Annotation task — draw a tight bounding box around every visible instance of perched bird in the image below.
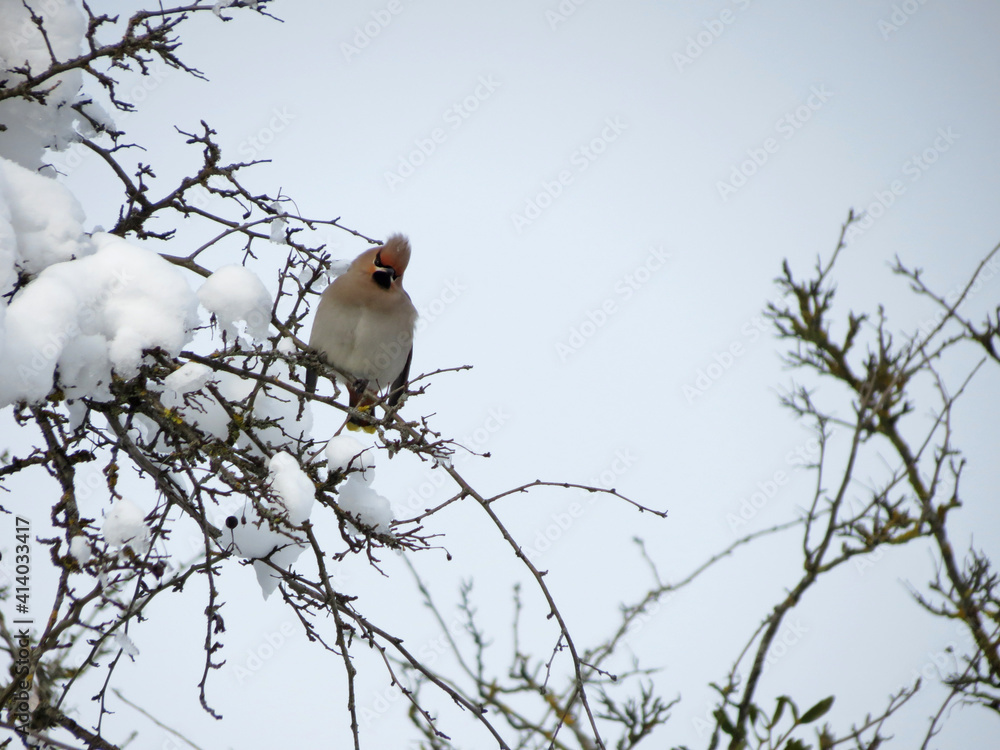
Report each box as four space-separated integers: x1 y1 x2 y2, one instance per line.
306 235 418 431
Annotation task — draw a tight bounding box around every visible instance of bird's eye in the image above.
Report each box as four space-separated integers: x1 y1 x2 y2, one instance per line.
375 250 384 268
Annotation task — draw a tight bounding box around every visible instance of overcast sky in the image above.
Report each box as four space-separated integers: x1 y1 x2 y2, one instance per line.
15 1 1000 747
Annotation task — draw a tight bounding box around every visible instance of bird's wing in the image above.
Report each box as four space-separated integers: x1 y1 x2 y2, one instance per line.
387 345 413 407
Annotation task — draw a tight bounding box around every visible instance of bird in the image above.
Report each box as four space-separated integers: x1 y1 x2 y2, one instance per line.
306 234 418 432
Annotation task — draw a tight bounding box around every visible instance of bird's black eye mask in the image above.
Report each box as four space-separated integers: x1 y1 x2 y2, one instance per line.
372 251 396 289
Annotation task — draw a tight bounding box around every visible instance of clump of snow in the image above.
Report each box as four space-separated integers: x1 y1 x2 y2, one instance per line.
163 362 214 394
324 435 375 480
269 217 287 244
230 451 316 599
156 365 312 454
69 535 91 565
268 452 316 525
197 264 272 341
324 436 392 533
103 498 150 555
113 632 140 658
326 258 352 279
0 159 201 406
323 436 393 534
0 158 90 285
338 476 393 534
1 229 200 406
65 398 88 430
267 201 286 245
212 0 235 18
0 0 94 169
